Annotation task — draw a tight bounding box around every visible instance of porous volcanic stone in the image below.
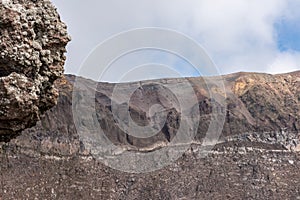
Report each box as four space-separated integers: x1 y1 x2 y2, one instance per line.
0 0 70 139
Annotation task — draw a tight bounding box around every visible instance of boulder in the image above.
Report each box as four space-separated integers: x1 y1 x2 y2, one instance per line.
0 0 70 140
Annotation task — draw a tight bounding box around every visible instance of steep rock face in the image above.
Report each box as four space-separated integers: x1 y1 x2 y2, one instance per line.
79 71 300 150
5 71 299 154
235 72 300 132
0 0 70 139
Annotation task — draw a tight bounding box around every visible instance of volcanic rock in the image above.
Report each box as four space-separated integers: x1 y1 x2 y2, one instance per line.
0 0 70 139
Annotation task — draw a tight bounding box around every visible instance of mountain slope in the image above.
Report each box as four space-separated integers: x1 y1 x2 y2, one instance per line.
4 71 299 153
1 71 300 199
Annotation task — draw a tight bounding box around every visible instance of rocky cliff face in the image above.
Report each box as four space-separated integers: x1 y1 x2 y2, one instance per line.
1 71 300 199
5 71 299 154
0 0 70 139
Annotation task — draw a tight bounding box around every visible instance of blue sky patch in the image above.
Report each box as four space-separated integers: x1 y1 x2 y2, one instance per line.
276 18 300 52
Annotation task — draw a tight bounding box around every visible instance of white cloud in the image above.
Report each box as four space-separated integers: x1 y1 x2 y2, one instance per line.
52 0 300 80
268 51 300 74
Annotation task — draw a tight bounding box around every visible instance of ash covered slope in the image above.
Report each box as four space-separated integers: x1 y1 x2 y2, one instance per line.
7 71 300 156
0 0 70 139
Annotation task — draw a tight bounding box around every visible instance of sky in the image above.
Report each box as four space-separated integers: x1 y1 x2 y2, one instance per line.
51 0 300 82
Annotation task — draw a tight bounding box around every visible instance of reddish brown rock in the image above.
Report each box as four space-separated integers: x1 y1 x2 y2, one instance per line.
0 0 70 139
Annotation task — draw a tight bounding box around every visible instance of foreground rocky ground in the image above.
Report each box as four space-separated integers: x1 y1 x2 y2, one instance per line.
0 71 299 199
1 144 300 199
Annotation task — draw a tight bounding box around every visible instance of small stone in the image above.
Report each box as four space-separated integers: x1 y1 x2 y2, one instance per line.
32 41 42 50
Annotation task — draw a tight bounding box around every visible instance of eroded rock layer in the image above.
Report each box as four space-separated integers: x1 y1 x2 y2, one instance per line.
4 71 299 155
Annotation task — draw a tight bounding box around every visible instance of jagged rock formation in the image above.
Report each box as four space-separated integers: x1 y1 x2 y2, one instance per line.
0 0 70 139
82 71 300 151
228 71 300 133
0 71 299 199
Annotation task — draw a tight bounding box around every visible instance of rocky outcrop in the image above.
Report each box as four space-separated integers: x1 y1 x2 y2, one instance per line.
0 0 70 139
76 71 300 151
229 71 300 133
